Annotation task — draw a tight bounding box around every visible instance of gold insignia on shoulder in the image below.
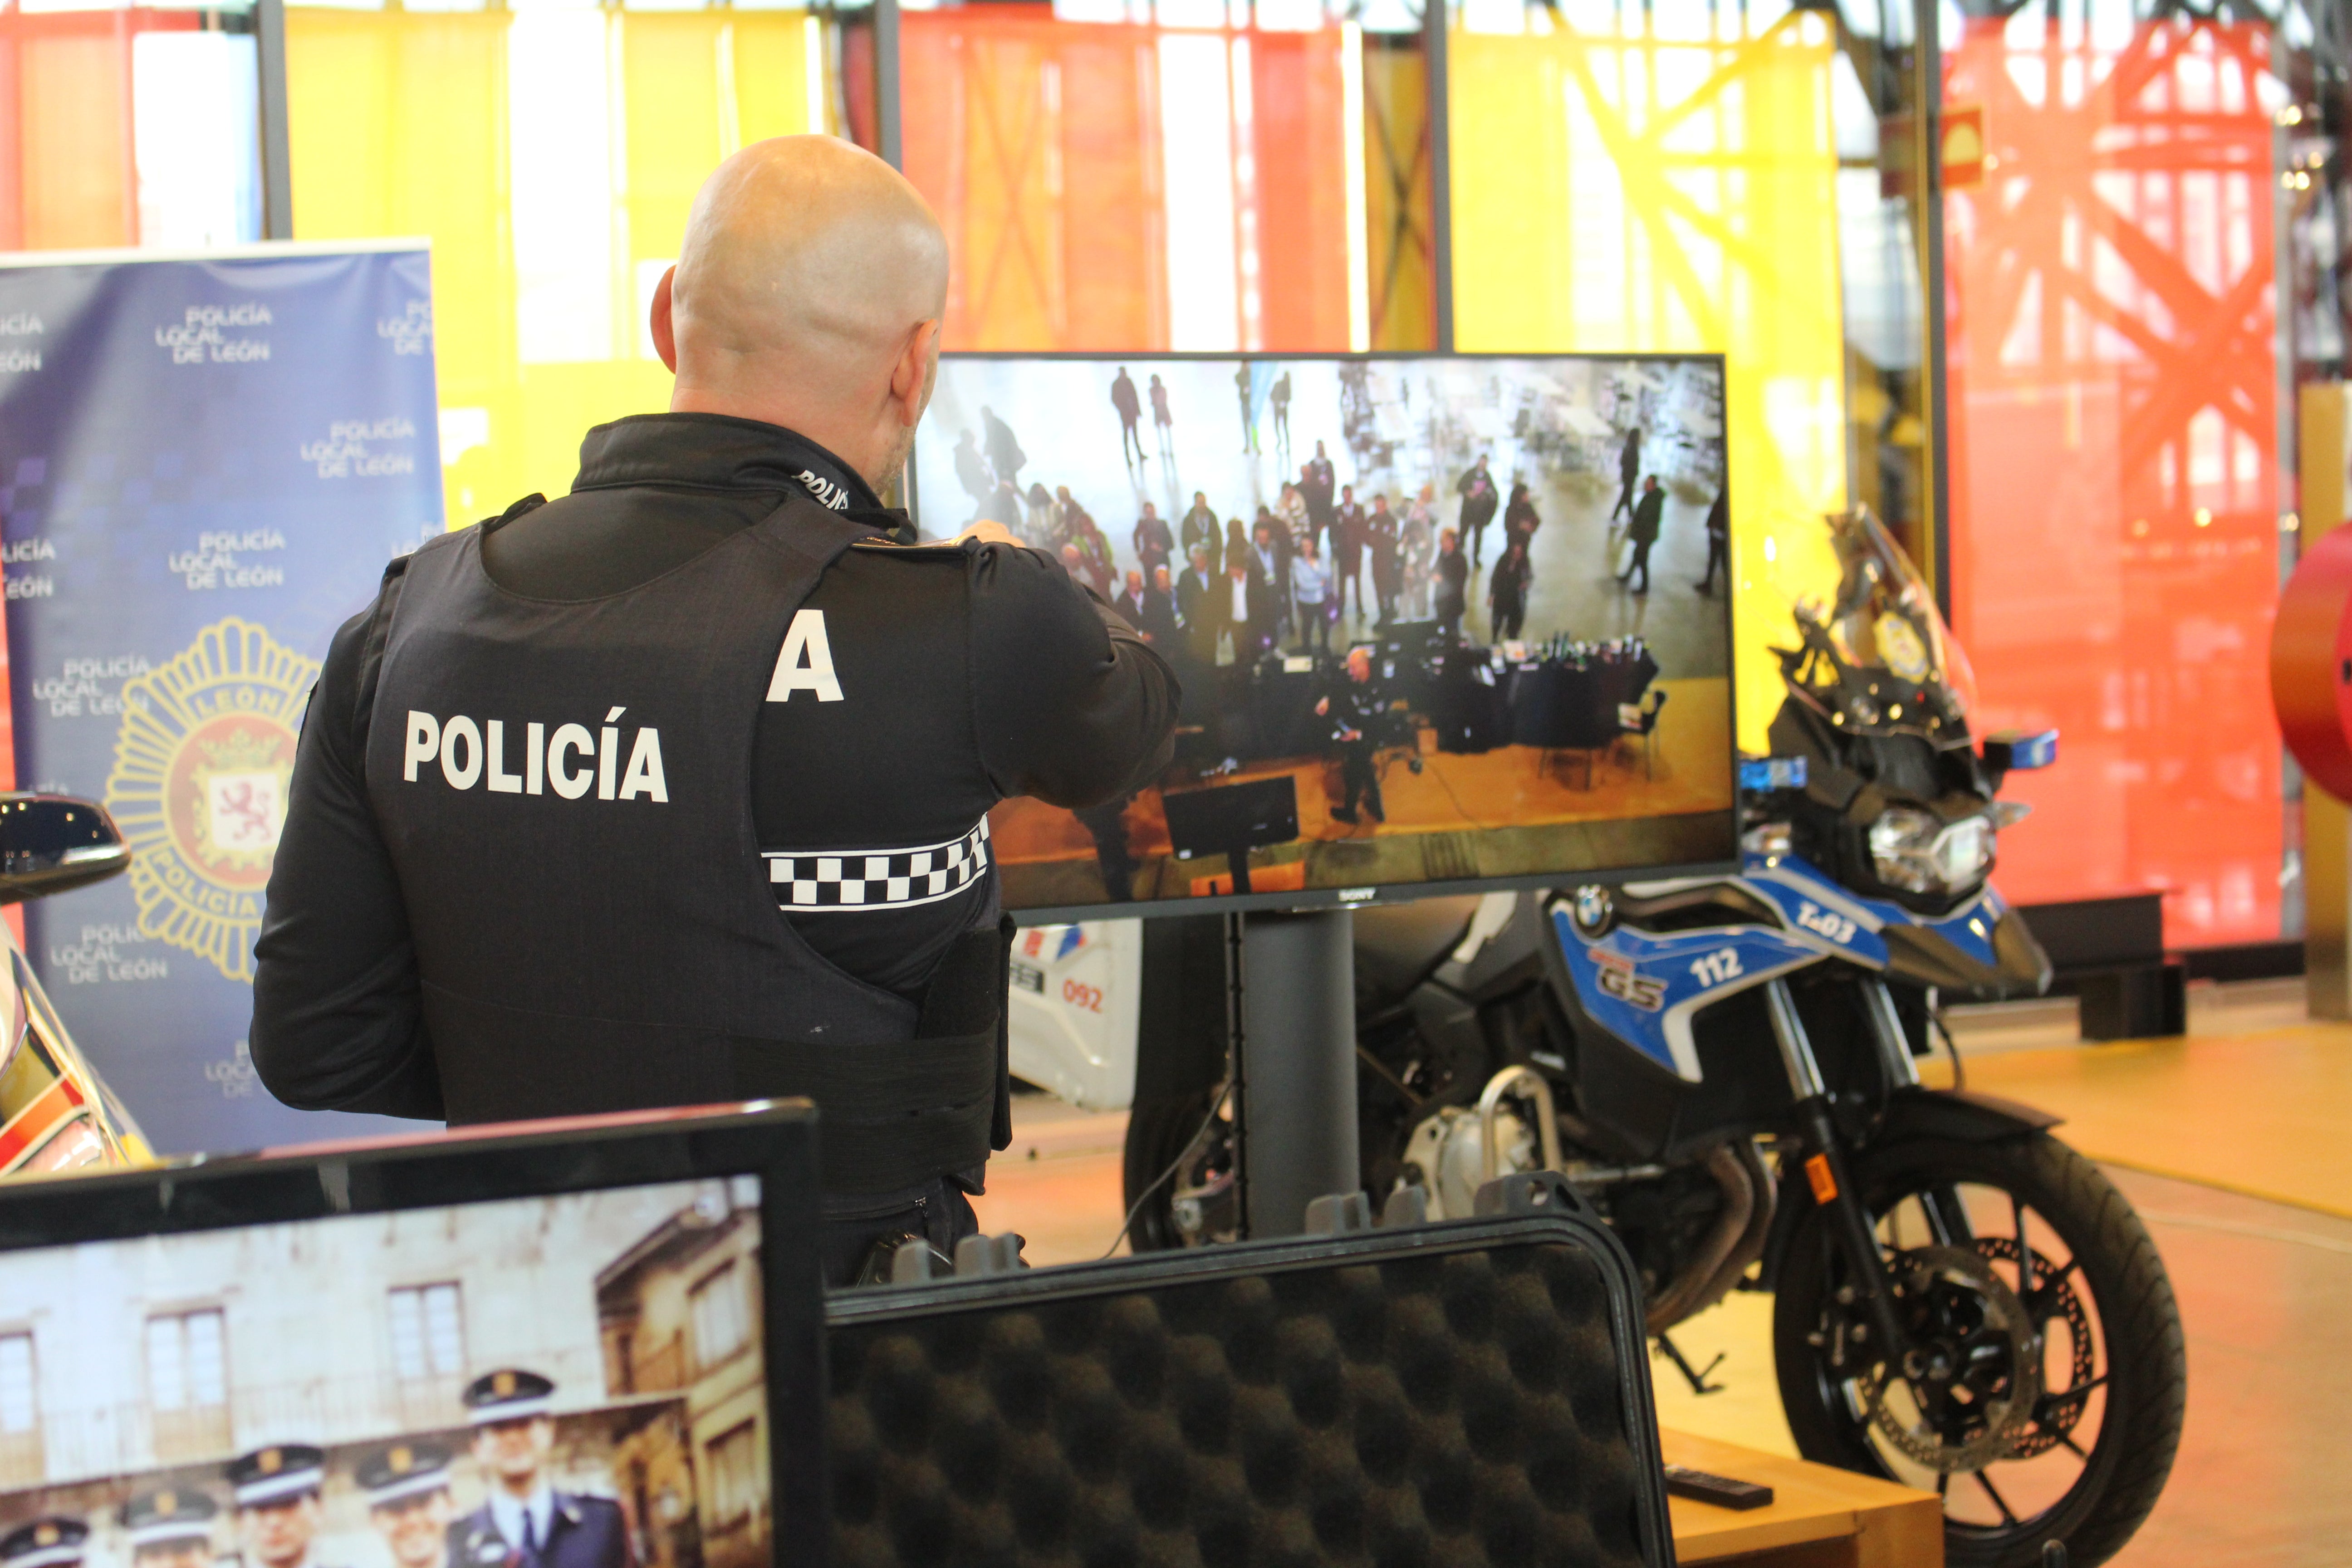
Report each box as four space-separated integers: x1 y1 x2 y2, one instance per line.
155 1494 176 1517
390 1446 412 1474
104 617 318 983
491 1371 516 1397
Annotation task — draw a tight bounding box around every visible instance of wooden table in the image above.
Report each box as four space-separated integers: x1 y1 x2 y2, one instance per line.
1663 1430 1945 1567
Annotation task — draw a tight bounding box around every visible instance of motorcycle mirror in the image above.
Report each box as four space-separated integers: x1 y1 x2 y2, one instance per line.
1983 729 2059 772
0 794 130 904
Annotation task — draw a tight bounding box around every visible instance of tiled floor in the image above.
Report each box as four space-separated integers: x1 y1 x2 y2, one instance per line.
967 983 2352 1566
1638 1164 2352 1567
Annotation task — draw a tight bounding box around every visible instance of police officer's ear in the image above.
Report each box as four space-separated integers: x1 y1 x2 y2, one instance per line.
889 318 943 428
649 266 681 374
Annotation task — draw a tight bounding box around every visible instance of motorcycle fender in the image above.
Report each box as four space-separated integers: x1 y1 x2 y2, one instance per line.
1755 1088 2062 1289
1876 1085 2063 1142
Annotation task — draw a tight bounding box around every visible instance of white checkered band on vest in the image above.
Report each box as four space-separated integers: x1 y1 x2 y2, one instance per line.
765 818 992 911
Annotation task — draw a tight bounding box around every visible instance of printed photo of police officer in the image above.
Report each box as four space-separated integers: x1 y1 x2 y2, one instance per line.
119 1490 219 1568
450 1374 632 1568
357 1446 452 1568
228 1446 338 1568
1 1517 89 1568
0 1184 757 1568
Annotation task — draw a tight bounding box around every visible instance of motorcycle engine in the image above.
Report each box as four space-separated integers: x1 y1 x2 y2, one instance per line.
1397 1101 1541 1220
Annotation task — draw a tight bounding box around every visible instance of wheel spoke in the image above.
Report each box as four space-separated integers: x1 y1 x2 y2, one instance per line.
2058 1431 2089 1460
1936 1472 1950 1499
1920 1185 1974 1247
2012 1196 2035 1294
1972 1469 2019 1525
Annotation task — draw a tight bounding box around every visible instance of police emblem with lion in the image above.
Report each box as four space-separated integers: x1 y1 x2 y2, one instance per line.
104 618 315 982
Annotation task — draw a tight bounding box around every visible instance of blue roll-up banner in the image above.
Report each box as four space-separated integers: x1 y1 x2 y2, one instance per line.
0 241 444 1153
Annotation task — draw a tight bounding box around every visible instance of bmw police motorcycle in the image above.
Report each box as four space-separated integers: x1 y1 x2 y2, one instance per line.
1127 509 2185 1568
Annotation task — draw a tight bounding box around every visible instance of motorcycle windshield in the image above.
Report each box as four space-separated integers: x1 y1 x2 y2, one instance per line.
1784 508 1977 743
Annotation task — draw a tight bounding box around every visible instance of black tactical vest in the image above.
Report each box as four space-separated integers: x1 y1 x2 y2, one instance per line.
363 492 1009 1194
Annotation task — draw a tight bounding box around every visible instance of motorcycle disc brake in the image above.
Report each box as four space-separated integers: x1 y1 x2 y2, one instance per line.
1974 1235 2097 1457
1860 1245 2045 1473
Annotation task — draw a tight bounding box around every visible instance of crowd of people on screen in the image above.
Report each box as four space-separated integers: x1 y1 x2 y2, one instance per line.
953 406 1553 664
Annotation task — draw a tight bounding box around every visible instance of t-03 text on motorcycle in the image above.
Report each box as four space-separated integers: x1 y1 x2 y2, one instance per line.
1104 509 2186 1568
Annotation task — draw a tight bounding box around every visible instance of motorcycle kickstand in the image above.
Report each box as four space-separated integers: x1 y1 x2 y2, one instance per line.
1654 1331 1727 1396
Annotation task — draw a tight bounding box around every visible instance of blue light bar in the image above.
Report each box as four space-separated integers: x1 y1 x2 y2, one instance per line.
1738 757 1809 792
1984 729 2060 772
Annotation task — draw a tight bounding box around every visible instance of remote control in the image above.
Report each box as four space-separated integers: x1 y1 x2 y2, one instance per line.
1663 1465 1774 1510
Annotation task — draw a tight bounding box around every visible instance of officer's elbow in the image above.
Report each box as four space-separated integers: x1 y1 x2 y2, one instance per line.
247 1004 348 1111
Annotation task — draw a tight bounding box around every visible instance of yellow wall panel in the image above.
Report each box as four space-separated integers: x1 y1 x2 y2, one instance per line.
621 14 730 281
729 15 819 144
289 9 813 526
1362 38 1434 352
1450 16 1849 752
289 10 520 521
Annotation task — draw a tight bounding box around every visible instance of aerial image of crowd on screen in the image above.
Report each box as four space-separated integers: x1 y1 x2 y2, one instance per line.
912 354 1738 908
0 1183 772 1568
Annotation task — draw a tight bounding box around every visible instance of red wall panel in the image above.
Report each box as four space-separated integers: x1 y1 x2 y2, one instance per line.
1945 18 2283 944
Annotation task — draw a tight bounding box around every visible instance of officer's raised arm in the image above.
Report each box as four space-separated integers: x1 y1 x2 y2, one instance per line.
251 136 1176 1284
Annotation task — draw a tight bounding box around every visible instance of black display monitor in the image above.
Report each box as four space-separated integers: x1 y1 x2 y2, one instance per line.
0 1106 828 1568
912 352 1736 918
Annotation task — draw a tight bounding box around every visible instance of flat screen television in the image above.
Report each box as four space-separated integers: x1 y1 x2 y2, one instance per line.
0 1107 828 1568
911 353 1736 918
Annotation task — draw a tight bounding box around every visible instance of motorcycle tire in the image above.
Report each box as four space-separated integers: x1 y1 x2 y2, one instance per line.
1120 1089 1221 1253
1771 1132 2185 1568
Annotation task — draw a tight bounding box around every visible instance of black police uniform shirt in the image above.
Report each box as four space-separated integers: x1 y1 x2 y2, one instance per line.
450 1493 632 1568
251 413 1176 1123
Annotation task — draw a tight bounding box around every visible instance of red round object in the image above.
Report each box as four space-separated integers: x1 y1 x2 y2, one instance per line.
2271 524 2352 803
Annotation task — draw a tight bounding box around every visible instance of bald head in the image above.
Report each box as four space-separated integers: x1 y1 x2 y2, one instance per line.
652 136 949 491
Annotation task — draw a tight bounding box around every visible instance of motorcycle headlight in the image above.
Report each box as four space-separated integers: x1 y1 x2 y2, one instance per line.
1868 807 1995 895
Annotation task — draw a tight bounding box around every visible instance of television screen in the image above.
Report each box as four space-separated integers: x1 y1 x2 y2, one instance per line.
0 1178 774 1568
913 353 1736 915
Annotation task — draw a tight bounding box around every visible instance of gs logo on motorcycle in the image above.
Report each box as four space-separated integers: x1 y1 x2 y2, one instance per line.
1591 949 1665 1011
103 617 317 983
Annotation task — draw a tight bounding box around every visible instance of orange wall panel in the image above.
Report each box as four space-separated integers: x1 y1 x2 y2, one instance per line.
0 33 20 252
1054 30 1166 349
1248 30 1349 353
19 29 133 248
902 8 1164 351
902 8 1350 354
3 10 201 250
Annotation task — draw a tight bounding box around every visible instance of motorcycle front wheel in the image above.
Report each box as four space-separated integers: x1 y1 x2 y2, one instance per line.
1120 1088 1237 1251
1771 1132 2186 1568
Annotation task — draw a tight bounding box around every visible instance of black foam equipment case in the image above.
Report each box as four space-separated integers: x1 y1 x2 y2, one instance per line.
826 1174 1677 1568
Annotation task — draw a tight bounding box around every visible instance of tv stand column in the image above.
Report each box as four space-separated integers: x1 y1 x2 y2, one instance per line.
1236 910 1360 1238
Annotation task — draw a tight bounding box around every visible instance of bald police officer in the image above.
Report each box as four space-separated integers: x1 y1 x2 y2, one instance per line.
228 1444 340 1568
1 1518 88 1568
250 136 1177 1280
359 1442 456 1568
450 1372 632 1568
119 1490 218 1568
